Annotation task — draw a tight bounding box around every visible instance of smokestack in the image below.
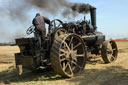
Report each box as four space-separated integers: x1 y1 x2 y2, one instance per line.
90 6 97 30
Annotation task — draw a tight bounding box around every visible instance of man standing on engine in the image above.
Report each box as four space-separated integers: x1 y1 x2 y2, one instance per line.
32 13 50 48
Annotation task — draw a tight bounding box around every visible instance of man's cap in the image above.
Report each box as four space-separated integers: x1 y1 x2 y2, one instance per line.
36 13 40 16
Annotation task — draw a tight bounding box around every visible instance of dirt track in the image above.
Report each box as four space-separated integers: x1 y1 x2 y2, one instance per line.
0 41 128 85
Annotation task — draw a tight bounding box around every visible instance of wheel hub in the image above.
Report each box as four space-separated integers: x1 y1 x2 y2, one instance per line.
70 50 77 60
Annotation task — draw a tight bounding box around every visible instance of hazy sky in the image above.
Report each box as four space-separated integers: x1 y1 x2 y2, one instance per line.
0 0 128 42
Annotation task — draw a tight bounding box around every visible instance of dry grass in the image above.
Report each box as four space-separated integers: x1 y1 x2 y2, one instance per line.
0 42 128 85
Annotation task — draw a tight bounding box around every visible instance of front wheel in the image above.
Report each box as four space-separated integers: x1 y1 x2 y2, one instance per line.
101 40 118 63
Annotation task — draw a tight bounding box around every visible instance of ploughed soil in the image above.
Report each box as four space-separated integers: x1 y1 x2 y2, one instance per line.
0 41 128 85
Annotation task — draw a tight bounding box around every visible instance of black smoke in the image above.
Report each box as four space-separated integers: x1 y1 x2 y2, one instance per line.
0 0 94 42
72 3 92 14
1 0 93 21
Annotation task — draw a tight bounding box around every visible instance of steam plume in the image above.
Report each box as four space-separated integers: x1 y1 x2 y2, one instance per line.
0 0 94 42
1 0 93 21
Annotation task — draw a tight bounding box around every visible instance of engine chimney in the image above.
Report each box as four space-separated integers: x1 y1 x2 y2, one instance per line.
90 7 97 31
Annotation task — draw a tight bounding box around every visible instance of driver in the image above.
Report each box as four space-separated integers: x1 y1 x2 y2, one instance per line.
32 13 50 47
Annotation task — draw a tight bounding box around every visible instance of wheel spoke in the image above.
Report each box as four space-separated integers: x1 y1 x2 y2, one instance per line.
72 60 82 69
60 58 66 62
63 41 70 51
72 60 77 64
106 49 110 52
106 49 112 54
75 54 85 57
60 53 66 56
107 53 112 58
74 50 77 53
63 62 69 71
60 49 67 53
62 62 65 70
69 36 73 47
71 43 73 51
68 64 73 75
111 56 115 60
73 42 81 49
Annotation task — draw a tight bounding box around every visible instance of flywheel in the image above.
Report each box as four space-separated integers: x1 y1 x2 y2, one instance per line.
50 33 87 77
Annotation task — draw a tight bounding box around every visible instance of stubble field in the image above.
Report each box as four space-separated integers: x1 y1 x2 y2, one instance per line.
0 41 128 85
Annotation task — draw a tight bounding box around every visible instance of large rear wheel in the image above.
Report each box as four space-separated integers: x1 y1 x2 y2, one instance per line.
50 34 87 77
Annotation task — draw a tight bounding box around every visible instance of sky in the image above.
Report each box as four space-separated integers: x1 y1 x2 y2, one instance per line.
0 0 128 42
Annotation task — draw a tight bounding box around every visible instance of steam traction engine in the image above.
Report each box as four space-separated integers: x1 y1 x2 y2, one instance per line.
15 7 118 77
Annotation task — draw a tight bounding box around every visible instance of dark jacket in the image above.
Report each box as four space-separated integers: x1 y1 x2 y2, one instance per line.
32 16 50 36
